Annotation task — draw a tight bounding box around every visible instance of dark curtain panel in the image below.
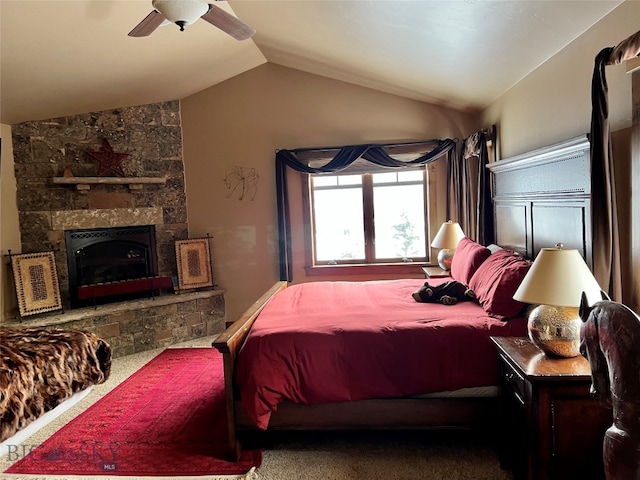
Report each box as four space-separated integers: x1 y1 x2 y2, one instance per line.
447 130 494 246
590 29 640 301
275 139 456 281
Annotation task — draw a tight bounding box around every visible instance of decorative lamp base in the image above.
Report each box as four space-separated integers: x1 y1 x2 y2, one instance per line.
437 249 455 271
527 305 582 357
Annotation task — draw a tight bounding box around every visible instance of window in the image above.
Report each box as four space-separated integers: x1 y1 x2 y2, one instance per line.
308 168 429 266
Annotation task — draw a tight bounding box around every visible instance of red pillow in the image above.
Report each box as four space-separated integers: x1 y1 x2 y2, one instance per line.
468 249 532 319
450 237 491 285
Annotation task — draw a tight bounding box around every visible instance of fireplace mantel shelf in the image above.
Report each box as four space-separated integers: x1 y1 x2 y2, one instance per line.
52 176 167 192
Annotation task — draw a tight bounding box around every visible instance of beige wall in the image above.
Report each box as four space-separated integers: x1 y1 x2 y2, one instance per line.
1 123 20 320
482 0 639 311
181 63 478 322
627 121 640 313
482 1 638 159
632 73 640 313
612 127 634 307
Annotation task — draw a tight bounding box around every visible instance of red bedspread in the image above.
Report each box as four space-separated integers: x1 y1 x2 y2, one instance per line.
235 279 527 429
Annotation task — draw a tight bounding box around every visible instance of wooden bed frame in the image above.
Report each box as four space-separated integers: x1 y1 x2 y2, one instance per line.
212 135 594 461
212 281 499 460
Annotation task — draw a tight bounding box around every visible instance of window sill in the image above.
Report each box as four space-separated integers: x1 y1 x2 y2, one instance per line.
305 263 430 276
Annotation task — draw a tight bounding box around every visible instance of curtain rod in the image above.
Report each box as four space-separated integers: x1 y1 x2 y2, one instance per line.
280 138 456 155
480 125 496 141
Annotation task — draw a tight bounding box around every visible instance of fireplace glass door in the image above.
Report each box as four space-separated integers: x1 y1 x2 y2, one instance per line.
65 225 159 308
77 241 152 286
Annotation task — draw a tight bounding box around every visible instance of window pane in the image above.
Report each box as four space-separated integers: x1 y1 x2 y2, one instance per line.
313 176 337 187
313 187 365 261
337 175 362 186
372 172 397 184
373 169 423 184
313 175 362 188
398 170 424 182
373 184 426 259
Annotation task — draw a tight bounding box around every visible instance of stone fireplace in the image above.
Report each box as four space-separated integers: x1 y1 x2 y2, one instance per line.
8 101 225 356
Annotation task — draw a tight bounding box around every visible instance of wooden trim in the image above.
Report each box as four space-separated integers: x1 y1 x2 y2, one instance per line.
626 57 640 74
211 281 287 460
52 176 167 185
488 135 592 264
52 176 167 192
486 135 589 175
302 169 431 269
301 173 315 272
235 397 497 430
362 174 375 261
304 263 426 276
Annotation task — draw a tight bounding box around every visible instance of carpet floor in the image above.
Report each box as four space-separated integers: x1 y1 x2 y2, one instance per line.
4 347 260 478
1 335 514 480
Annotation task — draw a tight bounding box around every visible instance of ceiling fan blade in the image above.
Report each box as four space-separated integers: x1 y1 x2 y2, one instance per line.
128 10 166 37
201 3 255 41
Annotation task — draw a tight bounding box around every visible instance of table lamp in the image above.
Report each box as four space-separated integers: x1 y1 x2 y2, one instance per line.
430 220 465 271
512 244 602 357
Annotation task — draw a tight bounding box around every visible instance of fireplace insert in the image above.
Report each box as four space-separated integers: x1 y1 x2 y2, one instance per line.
65 225 171 308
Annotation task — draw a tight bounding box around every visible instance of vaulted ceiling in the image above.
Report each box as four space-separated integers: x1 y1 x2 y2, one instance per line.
0 0 623 125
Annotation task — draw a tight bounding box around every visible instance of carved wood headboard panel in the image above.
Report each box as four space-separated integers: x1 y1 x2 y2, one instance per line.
487 135 592 266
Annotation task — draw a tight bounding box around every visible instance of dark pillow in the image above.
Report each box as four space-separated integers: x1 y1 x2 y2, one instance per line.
450 237 491 285
468 249 532 319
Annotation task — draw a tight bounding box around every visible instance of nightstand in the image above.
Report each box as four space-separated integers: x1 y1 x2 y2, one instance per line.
491 337 612 480
421 266 450 278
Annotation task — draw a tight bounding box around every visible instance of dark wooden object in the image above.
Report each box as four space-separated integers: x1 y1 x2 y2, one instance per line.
580 294 640 480
492 337 612 480
213 281 288 460
422 266 450 278
212 280 499 461
487 135 593 265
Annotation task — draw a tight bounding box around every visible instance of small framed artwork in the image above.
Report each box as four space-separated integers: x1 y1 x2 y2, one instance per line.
11 251 63 317
175 237 213 291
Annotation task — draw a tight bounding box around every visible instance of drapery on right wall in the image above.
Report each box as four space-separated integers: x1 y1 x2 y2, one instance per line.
591 29 640 301
446 127 495 247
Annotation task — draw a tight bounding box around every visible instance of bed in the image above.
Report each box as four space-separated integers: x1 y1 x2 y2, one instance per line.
213 241 533 460
0 327 112 444
213 135 595 461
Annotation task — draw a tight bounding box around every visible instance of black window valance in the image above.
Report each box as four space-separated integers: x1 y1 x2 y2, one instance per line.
275 139 456 281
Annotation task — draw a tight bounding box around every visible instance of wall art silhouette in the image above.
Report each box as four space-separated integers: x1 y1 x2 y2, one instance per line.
223 166 259 201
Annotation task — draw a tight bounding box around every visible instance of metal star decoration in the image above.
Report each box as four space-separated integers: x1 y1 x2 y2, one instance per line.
87 139 128 177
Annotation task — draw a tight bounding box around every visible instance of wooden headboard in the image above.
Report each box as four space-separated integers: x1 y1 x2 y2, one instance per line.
487 135 592 266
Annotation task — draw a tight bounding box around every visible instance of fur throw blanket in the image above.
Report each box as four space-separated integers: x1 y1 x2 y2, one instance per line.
0 327 111 442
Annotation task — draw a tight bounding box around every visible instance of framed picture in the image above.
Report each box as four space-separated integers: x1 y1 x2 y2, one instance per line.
11 251 63 317
175 237 213 291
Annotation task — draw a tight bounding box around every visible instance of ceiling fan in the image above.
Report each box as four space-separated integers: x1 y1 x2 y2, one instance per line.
128 0 255 40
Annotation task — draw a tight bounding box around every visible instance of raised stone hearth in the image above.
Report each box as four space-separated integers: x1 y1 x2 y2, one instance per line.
5 290 225 358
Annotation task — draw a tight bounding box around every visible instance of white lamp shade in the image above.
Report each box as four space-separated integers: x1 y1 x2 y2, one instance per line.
153 0 209 25
431 221 465 250
513 247 602 307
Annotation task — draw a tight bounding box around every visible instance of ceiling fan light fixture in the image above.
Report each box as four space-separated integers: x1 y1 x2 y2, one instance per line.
152 0 209 30
129 0 254 39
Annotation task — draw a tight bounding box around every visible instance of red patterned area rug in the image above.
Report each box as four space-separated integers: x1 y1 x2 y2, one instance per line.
4 348 261 478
